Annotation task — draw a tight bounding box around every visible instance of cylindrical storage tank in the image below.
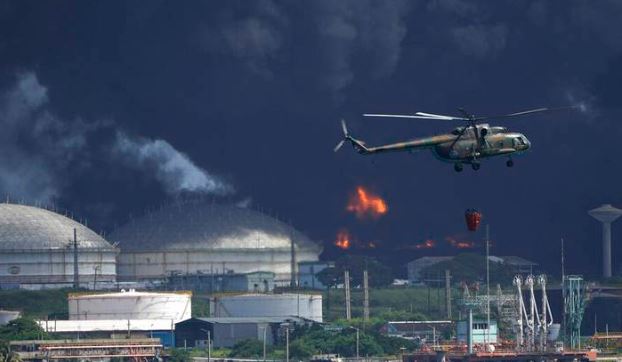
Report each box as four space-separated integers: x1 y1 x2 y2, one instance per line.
0 203 118 289
110 201 322 285
211 293 322 322
68 290 192 321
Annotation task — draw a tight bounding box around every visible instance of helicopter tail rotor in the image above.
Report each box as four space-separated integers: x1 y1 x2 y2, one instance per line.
334 119 369 154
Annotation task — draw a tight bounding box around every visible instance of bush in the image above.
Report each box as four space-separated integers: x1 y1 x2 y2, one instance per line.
0 317 47 341
229 339 268 358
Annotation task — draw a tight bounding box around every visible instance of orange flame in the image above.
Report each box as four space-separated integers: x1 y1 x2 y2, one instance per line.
334 230 351 250
415 239 436 249
347 186 388 219
446 236 475 249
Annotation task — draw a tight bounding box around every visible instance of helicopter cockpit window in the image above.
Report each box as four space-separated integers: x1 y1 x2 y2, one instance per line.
514 137 526 146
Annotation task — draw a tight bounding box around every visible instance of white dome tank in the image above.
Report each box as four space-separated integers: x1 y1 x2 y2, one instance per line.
0 203 117 289
211 293 322 322
68 289 191 321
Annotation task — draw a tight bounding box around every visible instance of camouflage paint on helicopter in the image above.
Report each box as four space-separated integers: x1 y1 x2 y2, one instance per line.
334 107 572 172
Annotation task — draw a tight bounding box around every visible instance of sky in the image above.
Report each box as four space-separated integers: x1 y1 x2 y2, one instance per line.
1 0 622 277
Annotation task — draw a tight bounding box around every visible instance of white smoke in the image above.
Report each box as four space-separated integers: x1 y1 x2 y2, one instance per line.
114 132 234 196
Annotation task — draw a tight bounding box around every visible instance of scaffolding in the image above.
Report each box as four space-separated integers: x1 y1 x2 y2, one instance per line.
564 275 587 350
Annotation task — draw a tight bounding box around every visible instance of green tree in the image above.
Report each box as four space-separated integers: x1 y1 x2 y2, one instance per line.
289 339 314 359
168 348 190 362
0 318 46 341
229 339 267 358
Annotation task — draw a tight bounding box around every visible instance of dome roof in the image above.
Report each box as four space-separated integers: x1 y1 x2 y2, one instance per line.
110 201 321 253
0 204 114 250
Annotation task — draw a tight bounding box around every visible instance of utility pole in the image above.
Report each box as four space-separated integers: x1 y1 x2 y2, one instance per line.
73 228 79 289
363 270 369 322
344 270 351 320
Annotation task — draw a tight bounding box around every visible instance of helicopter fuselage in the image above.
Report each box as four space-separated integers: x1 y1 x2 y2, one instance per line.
431 127 531 163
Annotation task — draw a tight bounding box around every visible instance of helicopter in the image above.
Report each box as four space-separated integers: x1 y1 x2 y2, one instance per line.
334 107 576 172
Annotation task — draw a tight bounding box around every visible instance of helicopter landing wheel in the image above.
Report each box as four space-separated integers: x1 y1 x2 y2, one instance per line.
506 159 514 168
471 162 480 171
454 163 463 172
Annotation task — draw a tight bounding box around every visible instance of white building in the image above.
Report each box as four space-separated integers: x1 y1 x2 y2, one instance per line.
0 203 117 289
110 201 322 285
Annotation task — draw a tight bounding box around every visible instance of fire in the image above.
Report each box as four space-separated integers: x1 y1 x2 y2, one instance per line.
415 239 436 249
446 236 475 249
347 186 388 219
334 230 351 249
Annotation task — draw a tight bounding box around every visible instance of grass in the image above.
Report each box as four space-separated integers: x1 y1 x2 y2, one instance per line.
323 286 454 322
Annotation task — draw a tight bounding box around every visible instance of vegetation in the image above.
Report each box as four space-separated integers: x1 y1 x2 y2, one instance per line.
0 289 69 319
317 255 394 288
229 339 269 358
0 318 47 341
191 295 210 317
324 285 448 321
420 253 516 286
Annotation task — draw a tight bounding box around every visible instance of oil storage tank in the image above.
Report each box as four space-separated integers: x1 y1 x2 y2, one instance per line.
210 293 323 322
68 289 191 321
110 201 322 285
0 203 117 289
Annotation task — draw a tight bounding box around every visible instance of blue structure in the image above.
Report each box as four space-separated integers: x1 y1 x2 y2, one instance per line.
298 261 333 289
457 319 498 344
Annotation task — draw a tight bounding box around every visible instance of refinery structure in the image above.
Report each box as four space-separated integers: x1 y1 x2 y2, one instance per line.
0 198 620 361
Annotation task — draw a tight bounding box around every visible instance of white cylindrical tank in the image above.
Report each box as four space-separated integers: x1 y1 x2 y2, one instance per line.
211 293 322 322
68 290 191 321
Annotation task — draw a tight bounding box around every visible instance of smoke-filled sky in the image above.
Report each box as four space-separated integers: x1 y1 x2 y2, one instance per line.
1 1 622 276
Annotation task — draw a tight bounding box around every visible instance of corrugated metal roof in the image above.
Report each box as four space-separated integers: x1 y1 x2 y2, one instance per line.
186 316 311 324
109 201 321 252
37 319 177 333
0 204 113 250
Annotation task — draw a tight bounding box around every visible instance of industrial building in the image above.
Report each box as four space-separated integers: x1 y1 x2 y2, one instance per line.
210 293 323 322
38 320 176 347
68 289 191 321
175 316 312 348
110 201 322 285
166 271 276 293
38 289 192 348
0 203 117 289
457 320 498 344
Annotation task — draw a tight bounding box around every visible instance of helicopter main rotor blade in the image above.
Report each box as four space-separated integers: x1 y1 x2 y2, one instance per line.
363 113 467 121
334 140 346 152
473 106 578 121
